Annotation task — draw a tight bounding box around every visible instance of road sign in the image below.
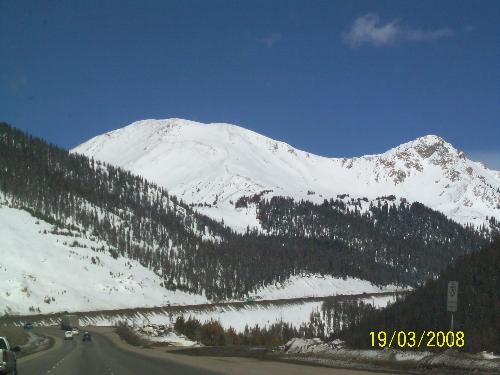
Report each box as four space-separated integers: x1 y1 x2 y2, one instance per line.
447 281 459 312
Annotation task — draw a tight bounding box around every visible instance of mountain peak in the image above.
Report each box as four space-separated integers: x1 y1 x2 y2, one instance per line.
127 118 203 130
73 119 500 230
394 134 451 153
383 134 465 164
413 134 445 144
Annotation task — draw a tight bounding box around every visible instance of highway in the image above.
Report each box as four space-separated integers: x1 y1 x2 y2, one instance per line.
18 328 394 375
18 328 222 375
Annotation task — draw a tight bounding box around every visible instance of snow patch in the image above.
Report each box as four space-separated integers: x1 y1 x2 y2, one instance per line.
250 274 401 300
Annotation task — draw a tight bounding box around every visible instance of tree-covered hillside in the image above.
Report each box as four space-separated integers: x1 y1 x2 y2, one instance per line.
251 195 490 284
339 238 500 353
0 123 492 300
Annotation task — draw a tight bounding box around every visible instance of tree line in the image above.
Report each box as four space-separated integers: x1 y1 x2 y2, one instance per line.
338 238 500 353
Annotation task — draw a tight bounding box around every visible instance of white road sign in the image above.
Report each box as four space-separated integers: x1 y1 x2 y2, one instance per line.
447 281 459 312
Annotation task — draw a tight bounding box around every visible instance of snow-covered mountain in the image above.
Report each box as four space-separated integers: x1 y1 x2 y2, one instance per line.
0 123 406 315
73 119 500 231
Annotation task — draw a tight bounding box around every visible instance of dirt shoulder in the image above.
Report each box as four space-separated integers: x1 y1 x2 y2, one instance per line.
16 328 59 361
0 326 29 347
173 346 411 374
0 326 56 360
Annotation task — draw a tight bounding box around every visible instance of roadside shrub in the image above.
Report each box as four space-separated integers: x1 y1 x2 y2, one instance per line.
115 321 150 347
174 315 186 333
225 327 240 346
184 317 202 341
173 316 297 347
198 320 225 346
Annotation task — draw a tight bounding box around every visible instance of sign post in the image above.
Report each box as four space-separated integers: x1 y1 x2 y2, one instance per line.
447 281 458 331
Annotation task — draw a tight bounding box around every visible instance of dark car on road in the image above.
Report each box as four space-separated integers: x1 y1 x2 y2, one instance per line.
82 332 92 342
23 322 33 330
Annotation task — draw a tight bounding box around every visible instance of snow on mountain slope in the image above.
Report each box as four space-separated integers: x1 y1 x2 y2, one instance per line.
0 203 208 315
0 201 397 314
248 274 400 301
72 119 500 230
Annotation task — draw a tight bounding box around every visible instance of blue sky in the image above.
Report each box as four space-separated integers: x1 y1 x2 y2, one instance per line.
1 0 499 168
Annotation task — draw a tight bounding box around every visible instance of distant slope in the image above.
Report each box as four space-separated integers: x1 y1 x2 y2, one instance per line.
0 203 207 315
73 118 500 231
339 237 500 353
251 196 490 283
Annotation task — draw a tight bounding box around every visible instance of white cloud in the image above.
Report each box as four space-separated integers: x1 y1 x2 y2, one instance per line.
259 32 283 47
342 14 454 48
467 150 500 171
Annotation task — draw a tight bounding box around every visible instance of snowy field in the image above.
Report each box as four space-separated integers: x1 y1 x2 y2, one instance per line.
72 301 324 330
249 274 400 301
74 294 397 333
182 295 396 331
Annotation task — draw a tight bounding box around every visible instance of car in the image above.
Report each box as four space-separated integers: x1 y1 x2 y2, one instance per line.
82 332 92 342
72 328 79 335
23 322 33 330
64 331 73 340
0 336 21 374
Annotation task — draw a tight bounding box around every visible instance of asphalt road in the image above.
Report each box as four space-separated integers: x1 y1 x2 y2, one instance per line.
18 328 394 375
18 328 223 375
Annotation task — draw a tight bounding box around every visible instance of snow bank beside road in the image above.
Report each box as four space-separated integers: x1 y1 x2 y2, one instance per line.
282 338 500 373
135 324 200 347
